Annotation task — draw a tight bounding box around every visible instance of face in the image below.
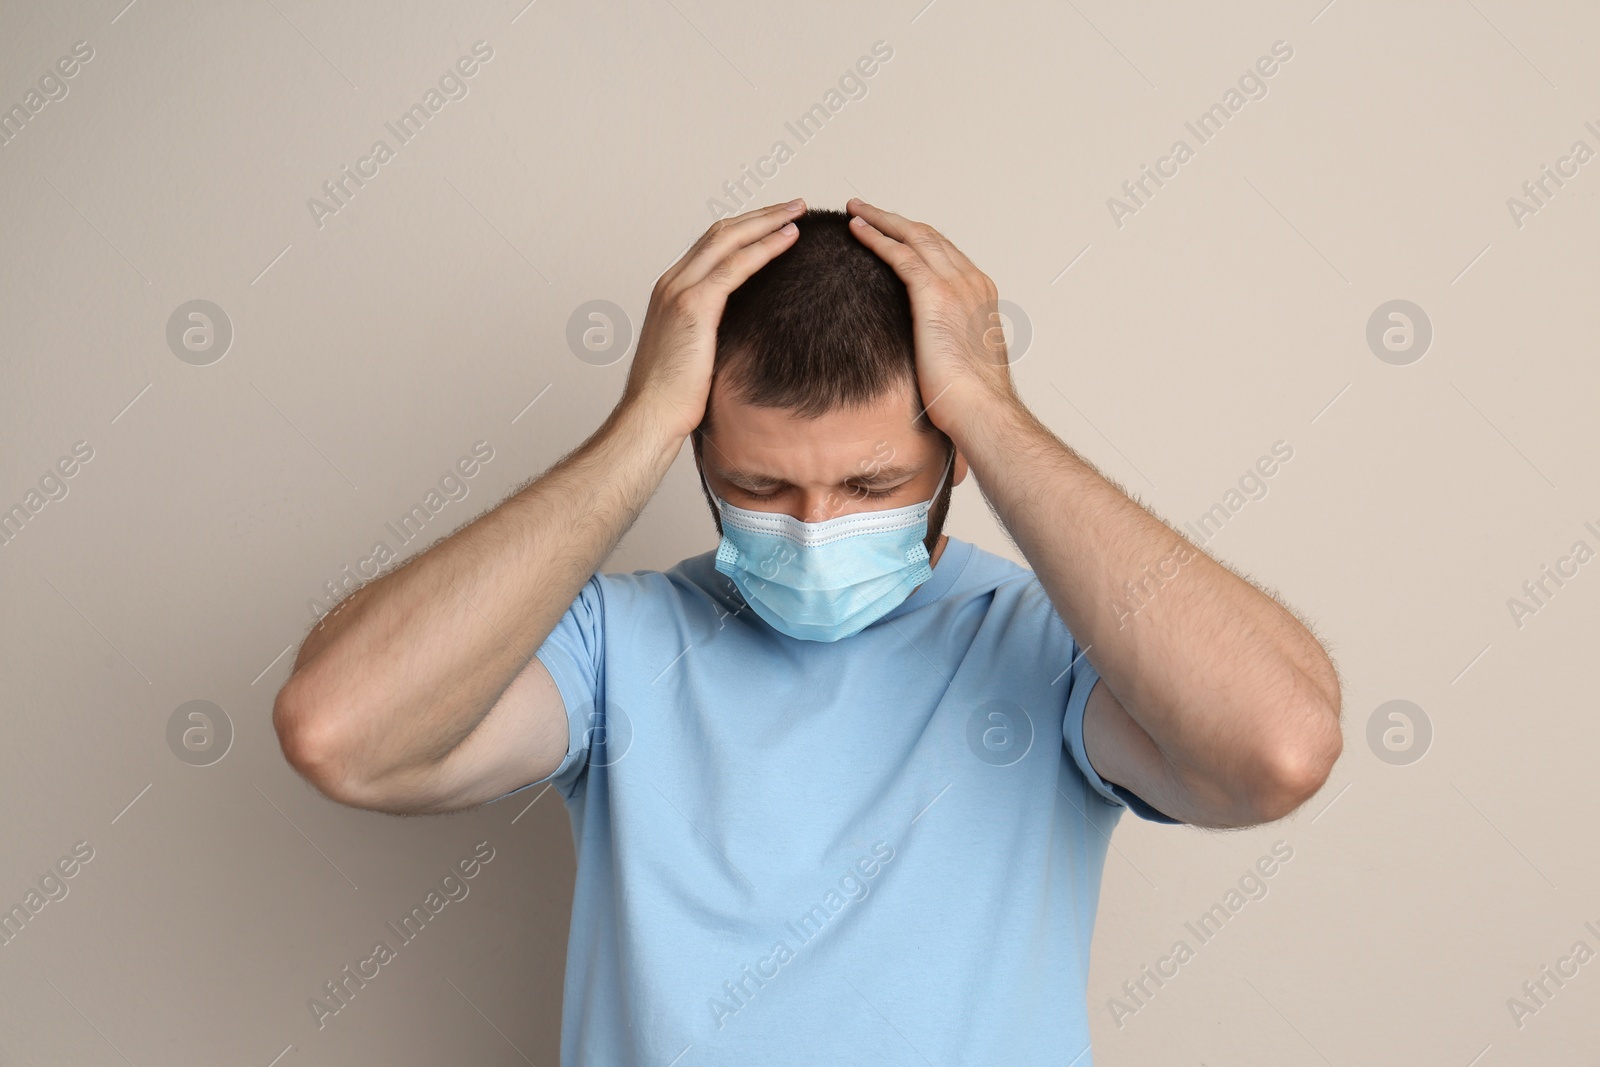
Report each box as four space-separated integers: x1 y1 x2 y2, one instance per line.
693 376 969 561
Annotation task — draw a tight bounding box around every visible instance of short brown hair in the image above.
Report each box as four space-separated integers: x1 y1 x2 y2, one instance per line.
695 207 935 441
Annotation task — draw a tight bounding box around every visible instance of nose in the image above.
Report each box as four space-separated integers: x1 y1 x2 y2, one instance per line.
789 487 864 524
784 490 827 524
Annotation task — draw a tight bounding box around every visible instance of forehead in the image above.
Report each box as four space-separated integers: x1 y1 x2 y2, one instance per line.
700 377 932 482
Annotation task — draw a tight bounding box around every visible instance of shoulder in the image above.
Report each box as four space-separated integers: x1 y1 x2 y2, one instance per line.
960 541 1032 586
585 548 740 616
961 542 1060 612
951 541 1079 649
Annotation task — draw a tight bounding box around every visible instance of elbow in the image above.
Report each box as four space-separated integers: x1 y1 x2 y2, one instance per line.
1251 661 1344 823
272 677 360 805
1249 705 1344 824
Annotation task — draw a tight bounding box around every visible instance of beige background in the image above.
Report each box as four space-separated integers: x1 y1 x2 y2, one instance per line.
2 0 1597 1063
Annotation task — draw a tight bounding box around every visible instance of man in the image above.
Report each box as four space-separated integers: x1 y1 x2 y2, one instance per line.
272 198 1343 1064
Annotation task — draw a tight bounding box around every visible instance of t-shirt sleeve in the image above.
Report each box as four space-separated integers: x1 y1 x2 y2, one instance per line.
488 572 607 805
1062 644 1183 825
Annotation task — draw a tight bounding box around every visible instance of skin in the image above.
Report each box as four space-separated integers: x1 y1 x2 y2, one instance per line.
271 196 1343 831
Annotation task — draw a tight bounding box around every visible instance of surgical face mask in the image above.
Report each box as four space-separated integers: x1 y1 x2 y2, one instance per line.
698 446 954 642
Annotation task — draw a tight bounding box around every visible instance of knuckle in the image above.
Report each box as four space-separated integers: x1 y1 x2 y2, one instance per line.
649 279 681 312
668 288 701 317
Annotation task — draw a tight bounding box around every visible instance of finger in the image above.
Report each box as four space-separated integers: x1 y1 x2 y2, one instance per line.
845 213 929 286
659 199 798 291
932 229 979 274
693 216 801 300
845 198 958 276
671 199 806 290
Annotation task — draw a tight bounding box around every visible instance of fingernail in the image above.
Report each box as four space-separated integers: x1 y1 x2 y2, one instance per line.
780 222 797 234
785 198 805 212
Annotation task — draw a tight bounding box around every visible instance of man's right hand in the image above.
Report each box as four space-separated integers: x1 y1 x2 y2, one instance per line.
622 198 805 441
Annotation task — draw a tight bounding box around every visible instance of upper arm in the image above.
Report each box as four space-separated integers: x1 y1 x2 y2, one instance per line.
407 653 574 813
1081 673 1341 829
385 571 607 814
1080 678 1192 824
1082 678 1294 828
1057 643 1183 825
334 653 573 815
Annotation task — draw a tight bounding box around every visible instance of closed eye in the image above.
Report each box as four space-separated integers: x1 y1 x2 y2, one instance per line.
741 486 899 501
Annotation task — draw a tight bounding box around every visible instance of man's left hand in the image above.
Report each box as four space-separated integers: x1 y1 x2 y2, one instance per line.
845 198 1019 437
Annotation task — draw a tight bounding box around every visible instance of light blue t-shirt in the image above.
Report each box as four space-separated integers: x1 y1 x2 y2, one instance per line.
495 535 1179 1065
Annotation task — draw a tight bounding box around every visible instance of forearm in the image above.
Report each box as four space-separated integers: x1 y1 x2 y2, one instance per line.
948 392 1341 789
276 398 683 783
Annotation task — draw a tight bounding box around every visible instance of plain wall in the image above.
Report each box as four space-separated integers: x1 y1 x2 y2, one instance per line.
2 0 1597 1063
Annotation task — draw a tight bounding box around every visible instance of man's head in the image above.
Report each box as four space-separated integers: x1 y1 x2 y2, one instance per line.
692 207 967 560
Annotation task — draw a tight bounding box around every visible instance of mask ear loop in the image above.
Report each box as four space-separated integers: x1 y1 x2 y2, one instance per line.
925 444 956 507
696 442 756 606
694 437 728 515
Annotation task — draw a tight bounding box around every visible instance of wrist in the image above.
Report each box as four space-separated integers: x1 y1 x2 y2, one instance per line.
611 394 689 460
941 382 1027 456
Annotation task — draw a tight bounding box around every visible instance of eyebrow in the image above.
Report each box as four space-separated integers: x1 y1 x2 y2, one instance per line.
716 462 924 491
